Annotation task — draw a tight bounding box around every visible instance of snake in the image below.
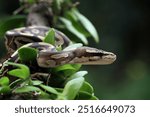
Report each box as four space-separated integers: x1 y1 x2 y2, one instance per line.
2 25 116 68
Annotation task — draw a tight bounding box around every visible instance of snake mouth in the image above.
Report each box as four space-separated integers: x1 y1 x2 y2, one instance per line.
99 52 116 64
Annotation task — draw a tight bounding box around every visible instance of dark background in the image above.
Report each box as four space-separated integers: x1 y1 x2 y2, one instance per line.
0 0 150 99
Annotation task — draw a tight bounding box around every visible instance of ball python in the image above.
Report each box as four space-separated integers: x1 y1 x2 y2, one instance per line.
2 26 116 68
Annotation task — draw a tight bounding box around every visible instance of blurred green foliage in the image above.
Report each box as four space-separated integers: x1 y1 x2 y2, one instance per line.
78 0 150 99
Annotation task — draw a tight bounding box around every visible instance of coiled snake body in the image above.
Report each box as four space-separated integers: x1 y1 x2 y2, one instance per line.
2 26 116 68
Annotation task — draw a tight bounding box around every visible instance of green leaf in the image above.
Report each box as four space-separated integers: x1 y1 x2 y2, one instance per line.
18 47 38 62
72 9 99 43
80 81 94 94
71 64 82 71
0 86 10 94
65 11 90 37
63 43 83 51
0 77 9 86
52 0 63 12
8 69 28 80
69 71 88 80
53 65 76 77
13 86 41 93
56 64 81 73
76 91 92 100
32 80 43 86
40 84 59 95
65 71 88 84
52 64 81 77
58 77 84 100
38 91 52 99
90 95 99 100
6 62 30 80
26 0 37 4
56 45 62 51
0 15 26 37
44 28 55 45
76 91 98 100
52 64 76 73
55 88 63 93
59 17 88 45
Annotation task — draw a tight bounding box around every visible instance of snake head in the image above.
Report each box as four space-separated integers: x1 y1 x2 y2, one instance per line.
71 47 117 65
